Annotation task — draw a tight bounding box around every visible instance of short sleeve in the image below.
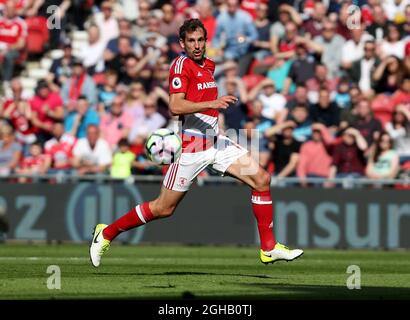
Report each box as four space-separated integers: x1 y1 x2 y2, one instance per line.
169 56 190 95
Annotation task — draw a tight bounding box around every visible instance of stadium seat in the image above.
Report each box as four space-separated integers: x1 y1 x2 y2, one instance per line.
242 74 265 91
25 16 49 55
371 94 393 128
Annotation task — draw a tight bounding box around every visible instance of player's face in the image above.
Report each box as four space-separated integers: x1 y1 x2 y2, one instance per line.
180 29 206 63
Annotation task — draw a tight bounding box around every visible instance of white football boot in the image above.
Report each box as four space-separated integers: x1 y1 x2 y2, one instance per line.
89 224 111 267
260 243 304 264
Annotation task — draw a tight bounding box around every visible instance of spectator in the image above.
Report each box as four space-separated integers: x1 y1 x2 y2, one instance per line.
244 99 274 168
0 125 22 176
1 78 36 146
265 120 301 178
285 85 309 110
92 0 119 45
128 96 166 147
366 132 400 180
16 142 49 182
334 78 352 110
123 82 146 122
313 19 346 79
110 138 136 178
327 127 368 182
372 55 406 95
385 105 410 164
217 60 243 96
297 123 334 187
44 121 76 173
266 57 293 93
269 4 302 40
285 103 312 143
78 24 106 74
61 60 98 108
379 23 406 60
97 69 119 112
104 18 140 62
306 63 338 104
30 80 64 144
341 24 374 70
0 0 27 84
382 0 408 22
219 78 248 135
248 78 287 123
366 4 388 41
302 1 327 38
118 53 151 87
212 0 258 71
48 42 75 88
282 41 317 96
197 0 217 43
271 21 299 60
351 97 383 147
65 96 100 139
159 3 183 38
72 124 112 176
140 15 167 65
348 40 379 96
309 88 340 134
251 2 272 61
99 95 134 150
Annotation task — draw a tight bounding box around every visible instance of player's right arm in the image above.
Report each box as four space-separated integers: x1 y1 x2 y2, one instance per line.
169 93 238 115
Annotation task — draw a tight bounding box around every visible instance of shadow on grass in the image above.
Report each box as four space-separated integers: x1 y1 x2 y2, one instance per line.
96 271 274 280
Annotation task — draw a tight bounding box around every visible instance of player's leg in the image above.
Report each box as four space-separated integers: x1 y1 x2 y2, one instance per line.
90 151 211 267
215 144 303 264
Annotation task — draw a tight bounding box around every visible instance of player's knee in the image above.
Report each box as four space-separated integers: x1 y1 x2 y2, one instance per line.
254 170 271 191
151 200 176 219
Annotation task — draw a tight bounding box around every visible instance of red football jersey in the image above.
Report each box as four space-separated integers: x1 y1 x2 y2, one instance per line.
0 16 27 45
44 134 76 169
20 154 49 172
169 55 219 151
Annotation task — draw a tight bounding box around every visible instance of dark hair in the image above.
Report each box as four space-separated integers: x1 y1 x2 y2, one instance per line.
179 19 207 41
78 95 87 101
118 138 130 147
373 132 392 162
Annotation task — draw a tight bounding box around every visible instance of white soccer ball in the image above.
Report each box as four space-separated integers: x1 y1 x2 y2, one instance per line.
145 128 182 165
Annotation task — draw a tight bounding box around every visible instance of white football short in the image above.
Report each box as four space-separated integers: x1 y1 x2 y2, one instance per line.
163 135 248 192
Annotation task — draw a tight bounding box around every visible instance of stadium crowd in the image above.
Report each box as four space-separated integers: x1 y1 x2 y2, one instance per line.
1 0 410 187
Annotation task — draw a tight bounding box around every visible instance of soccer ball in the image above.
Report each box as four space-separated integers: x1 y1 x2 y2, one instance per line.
145 128 182 165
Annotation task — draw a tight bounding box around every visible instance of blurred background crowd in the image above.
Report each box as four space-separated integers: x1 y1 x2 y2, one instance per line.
0 0 410 187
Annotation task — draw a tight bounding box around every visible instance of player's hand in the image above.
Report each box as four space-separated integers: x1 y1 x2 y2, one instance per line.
212 96 238 109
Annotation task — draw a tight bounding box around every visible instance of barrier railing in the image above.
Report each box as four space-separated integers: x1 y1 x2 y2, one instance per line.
1 173 410 189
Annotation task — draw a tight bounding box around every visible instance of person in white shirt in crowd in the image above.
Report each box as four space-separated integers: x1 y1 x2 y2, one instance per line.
341 23 374 70
92 0 119 45
248 78 287 124
72 124 112 176
78 24 106 74
378 23 406 60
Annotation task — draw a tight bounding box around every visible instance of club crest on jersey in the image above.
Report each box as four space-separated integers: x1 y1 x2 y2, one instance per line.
197 71 203 77
197 82 217 90
172 77 182 89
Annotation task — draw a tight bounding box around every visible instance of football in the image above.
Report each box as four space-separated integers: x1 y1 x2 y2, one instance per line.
145 128 182 165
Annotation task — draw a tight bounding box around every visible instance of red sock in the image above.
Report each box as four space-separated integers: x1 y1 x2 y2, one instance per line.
251 190 276 251
103 202 155 241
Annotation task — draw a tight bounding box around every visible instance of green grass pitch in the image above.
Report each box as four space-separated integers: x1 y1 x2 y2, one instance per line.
1 243 410 299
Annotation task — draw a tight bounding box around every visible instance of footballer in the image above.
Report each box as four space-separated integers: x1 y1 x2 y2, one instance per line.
90 19 303 267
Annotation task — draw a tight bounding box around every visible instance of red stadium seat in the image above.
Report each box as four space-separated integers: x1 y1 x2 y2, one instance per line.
242 74 265 91
371 94 393 128
25 16 49 55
